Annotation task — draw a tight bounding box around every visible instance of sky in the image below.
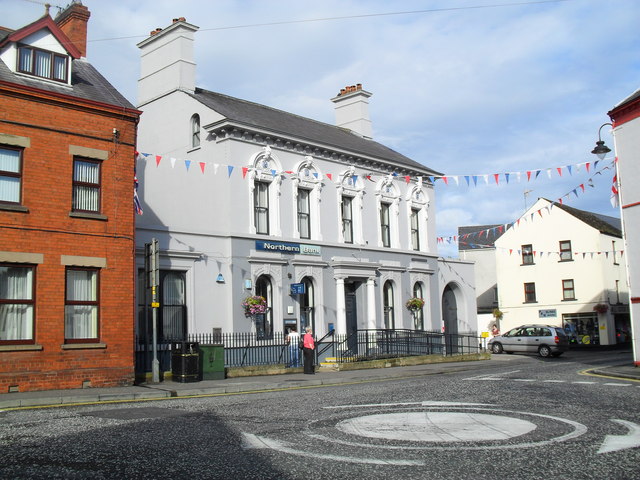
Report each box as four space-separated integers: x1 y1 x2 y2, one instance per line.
3 0 639 257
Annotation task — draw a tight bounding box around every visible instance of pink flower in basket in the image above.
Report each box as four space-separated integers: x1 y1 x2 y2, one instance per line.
242 295 268 317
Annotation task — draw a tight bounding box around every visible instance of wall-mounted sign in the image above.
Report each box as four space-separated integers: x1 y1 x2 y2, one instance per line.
256 241 321 256
290 283 305 295
538 309 557 318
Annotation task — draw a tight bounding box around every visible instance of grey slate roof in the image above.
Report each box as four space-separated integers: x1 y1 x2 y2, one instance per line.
458 224 507 250
190 87 439 175
0 58 134 110
549 201 622 237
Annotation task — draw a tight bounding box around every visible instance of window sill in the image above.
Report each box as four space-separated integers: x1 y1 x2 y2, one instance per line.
523 301 538 304
0 204 29 213
558 259 574 263
69 212 107 221
187 146 201 154
520 263 535 266
0 343 43 352
61 343 106 350
562 298 577 302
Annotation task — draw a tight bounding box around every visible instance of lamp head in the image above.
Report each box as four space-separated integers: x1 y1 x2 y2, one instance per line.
591 140 611 160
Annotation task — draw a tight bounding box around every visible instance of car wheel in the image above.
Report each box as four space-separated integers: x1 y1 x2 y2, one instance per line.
539 345 552 358
492 343 503 354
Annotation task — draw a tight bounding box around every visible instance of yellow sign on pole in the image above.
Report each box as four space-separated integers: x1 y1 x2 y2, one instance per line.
151 302 160 308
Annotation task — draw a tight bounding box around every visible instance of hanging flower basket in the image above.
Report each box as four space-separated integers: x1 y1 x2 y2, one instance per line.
593 303 608 314
492 308 504 320
405 297 425 312
242 295 267 317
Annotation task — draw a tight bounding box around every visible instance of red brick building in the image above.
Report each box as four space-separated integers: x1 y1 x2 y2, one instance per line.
0 3 141 392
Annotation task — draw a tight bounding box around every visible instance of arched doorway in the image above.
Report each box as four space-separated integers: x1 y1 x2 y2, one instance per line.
383 280 395 330
412 282 425 330
300 276 314 333
255 275 273 339
442 284 458 335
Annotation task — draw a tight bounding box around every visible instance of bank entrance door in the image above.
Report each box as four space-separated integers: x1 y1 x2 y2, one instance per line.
345 281 360 354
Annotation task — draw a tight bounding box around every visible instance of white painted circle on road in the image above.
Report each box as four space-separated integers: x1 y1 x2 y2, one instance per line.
336 412 537 442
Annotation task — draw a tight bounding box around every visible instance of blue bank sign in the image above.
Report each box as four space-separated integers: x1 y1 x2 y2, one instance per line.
256 241 321 256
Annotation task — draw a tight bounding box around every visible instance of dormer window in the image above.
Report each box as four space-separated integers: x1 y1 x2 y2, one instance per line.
18 45 68 82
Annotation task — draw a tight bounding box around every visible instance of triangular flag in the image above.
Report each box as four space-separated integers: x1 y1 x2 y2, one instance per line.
535 170 541 180
227 165 234 177
170 157 177 168
213 163 219 174
313 172 318 179
155 155 162 167
185 160 191 171
271 169 277 177
327 173 333 181
465 176 470 186
242 167 248 179
405 176 411 184
585 162 591 173
557 167 563 177
452 176 459 186
567 165 572 175
443 177 449 185
494 173 500 185
199 162 206 174
472 176 478 186
505 173 510 184
526 171 532 181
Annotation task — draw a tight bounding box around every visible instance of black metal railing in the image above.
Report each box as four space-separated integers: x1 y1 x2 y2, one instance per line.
135 329 483 374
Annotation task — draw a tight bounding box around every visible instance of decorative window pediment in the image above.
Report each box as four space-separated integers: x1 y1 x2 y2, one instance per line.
377 174 399 201
295 156 321 189
251 146 281 182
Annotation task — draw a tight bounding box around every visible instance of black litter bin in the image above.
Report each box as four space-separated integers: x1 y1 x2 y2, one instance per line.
171 341 200 383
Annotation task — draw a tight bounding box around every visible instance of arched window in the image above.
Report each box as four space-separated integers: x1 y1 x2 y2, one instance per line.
190 114 200 148
300 277 314 333
255 275 273 339
383 281 395 330
413 282 424 330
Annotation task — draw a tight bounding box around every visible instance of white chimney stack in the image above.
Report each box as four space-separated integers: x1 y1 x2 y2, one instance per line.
331 84 373 139
136 17 199 107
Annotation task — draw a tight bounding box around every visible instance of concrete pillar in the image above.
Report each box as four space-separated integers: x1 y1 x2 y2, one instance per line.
335 276 346 335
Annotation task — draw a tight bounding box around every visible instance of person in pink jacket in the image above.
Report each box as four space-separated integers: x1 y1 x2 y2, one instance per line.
302 326 315 374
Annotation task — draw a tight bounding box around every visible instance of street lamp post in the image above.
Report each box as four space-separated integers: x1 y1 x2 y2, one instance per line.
591 123 636 363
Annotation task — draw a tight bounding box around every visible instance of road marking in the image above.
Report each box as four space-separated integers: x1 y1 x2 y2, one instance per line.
242 432 424 465
325 401 491 409
603 383 632 387
336 412 537 442
572 381 596 384
464 370 521 380
598 420 640 454
305 405 588 451
514 379 536 382
542 380 565 383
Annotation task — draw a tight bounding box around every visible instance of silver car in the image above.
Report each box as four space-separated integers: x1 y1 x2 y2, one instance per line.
489 325 569 358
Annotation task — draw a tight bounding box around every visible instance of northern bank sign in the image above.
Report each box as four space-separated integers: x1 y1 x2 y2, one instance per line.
256 241 321 256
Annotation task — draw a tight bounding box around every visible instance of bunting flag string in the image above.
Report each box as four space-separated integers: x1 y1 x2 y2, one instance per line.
456 240 624 260
135 151 613 191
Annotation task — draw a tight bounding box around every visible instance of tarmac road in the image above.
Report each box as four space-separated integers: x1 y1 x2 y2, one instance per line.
0 348 638 479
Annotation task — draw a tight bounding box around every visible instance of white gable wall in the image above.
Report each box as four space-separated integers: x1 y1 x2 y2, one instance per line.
495 198 626 345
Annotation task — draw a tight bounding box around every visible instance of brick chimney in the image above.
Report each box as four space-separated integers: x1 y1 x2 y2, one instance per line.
136 18 199 107
55 1 91 58
331 84 373 139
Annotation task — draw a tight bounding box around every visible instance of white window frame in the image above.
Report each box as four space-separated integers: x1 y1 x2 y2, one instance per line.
337 167 363 244
293 157 322 240
376 176 400 248
405 181 429 252
190 114 201 149
248 147 282 236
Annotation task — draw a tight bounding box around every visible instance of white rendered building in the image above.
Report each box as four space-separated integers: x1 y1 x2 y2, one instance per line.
608 88 640 364
134 18 476 344
494 198 629 346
